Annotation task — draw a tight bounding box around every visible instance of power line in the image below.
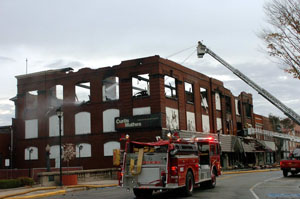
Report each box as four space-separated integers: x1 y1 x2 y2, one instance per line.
166 45 196 59
181 49 197 65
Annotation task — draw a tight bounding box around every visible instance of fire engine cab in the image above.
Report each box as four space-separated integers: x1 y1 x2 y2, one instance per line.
114 133 221 198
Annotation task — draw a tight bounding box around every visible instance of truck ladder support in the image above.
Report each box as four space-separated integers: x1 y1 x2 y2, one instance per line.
197 41 300 125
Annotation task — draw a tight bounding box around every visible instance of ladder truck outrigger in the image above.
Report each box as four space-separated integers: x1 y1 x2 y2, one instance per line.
114 133 221 198
197 41 300 126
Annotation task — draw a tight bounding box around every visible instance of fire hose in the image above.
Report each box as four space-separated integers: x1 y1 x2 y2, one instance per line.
130 148 144 175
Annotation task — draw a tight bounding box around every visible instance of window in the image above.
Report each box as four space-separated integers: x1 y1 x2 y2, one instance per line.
76 143 91 158
25 119 38 139
215 92 221 111
185 82 194 103
103 77 119 101
75 112 91 135
103 109 120 132
200 87 208 109
26 90 38 109
104 141 120 156
132 74 150 97
235 99 240 115
202 115 210 133
186 112 196 131
164 75 177 98
75 82 90 103
24 147 38 160
245 103 252 117
217 118 222 133
166 107 179 130
133 107 151 116
49 145 61 159
225 96 232 113
50 85 63 107
210 144 216 155
49 115 64 137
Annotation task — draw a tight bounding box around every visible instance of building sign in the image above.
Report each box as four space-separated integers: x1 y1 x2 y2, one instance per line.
115 114 162 130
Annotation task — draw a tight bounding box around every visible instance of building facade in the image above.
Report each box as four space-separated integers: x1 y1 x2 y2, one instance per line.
10 55 288 170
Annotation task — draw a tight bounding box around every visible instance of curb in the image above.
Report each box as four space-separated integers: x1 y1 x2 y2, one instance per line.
6 190 66 199
0 187 57 199
0 184 118 199
222 168 280 175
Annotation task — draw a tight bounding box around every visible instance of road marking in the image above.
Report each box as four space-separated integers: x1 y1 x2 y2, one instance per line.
249 176 281 199
268 193 300 198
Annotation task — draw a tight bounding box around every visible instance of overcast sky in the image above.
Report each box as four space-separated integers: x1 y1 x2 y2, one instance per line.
0 0 299 126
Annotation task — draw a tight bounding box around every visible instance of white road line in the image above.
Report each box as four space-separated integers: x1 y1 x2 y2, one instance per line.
249 176 281 199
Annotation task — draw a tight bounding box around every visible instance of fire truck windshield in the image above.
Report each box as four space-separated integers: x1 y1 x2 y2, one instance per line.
198 143 209 153
130 144 169 153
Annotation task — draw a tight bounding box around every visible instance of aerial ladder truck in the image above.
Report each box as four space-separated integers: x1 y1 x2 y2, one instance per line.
197 41 300 126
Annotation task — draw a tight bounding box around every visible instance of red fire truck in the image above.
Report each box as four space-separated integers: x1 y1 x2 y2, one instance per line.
115 133 221 198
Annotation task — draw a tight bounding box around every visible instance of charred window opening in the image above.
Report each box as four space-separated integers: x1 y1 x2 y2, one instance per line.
75 82 90 103
164 75 177 98
102 77 119 101
132 74 150 98
245 103 252 118
26 90 38 109
200 87 209 110
50 85 63 107
225 96 232 113
185 82 194 103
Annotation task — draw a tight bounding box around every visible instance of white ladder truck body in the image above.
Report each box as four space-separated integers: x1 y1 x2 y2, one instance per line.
197 41 300 125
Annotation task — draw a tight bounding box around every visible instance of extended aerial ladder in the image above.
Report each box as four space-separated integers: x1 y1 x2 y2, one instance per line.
197 41 300 125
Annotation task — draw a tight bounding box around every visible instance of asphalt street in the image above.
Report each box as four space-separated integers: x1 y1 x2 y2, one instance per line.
44 171 300 199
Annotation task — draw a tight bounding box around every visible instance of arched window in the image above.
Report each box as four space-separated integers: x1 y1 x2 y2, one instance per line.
186 112 196 132
166 107 179 130
24 147 38 160
215 93 221 111
104 141 120 156
75 112 91 135
202 115 210 133
49 145 60 159
103 109 120 133
76 143 91 158
49 115 64 137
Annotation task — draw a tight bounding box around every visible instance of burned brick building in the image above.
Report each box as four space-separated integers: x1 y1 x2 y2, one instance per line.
11 55 256 170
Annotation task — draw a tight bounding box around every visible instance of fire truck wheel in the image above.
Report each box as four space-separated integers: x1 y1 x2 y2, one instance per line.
133 189 153 198
209 169 217 188
283 169 288 177
184 171 194 196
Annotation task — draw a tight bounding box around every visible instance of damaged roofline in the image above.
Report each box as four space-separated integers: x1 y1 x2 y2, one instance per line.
15 67 74 79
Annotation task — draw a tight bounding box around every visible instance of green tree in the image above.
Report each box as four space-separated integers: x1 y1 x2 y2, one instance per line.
260 0 300 79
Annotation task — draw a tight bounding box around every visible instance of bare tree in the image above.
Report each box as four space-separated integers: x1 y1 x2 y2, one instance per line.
260 0 300 79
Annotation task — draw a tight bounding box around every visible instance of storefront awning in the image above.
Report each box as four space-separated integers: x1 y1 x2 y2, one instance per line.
258 140 276 152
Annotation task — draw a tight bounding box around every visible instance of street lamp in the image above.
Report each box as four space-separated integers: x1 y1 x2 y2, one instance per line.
78 144 83 159
28 148 33 177
56 107 63 186
45 144 51 172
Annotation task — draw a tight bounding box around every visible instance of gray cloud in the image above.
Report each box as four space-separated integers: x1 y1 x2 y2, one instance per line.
45 59 84 69
0 56 15 62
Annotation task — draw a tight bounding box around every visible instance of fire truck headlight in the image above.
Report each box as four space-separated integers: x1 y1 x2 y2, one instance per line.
167 133 172 139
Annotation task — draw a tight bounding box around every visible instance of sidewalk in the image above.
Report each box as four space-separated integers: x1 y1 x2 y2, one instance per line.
0 168 280 199
0 180 118 199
